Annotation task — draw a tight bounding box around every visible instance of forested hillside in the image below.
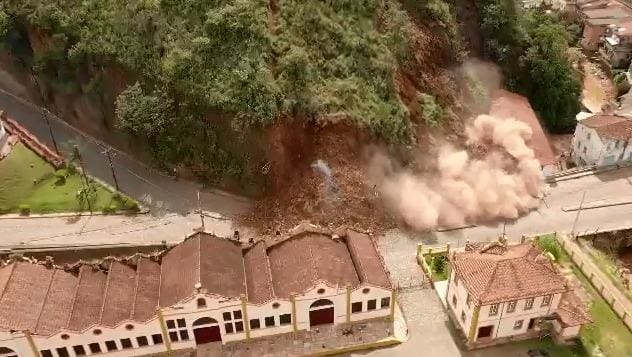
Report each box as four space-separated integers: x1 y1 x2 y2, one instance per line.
0 0 460 192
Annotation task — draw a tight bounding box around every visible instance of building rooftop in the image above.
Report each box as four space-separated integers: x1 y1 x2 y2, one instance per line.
449 240 568 305
580 113 632 140
0 226 391 336
490 90 557 167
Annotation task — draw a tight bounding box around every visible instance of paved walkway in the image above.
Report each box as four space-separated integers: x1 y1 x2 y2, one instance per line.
558 233 632 330
0 89 251 216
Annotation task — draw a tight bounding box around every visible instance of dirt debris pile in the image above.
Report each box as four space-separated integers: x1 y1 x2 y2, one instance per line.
372 114 544 230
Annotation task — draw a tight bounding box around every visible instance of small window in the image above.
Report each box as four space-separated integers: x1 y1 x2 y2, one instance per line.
56 348 70 357
223 312 232 321
93 329 102 335
367 299 377 311
152 334 164 345
352 301 363 313
177 318 186 327
105 341 117 351
461 311 466 322
40 350 53 357
525 298 534 310
466 294 471 308
280 314 292 325
272 302 280 309
265 316 275 327
541 295 552 307
225 323 234 334
166 320 176 329
197 298 207 308
452 295 457 307
72 346 86 356
587 132 591 140
381 297 390 308
89 343 101 354
583 146 587 154
362 288 370 294
235 321 244 332
514 320 524 330
180 330 189 341
61 334 70 340
507 301 517 313
137 336 149 347
125 324 134 331
233 310 242 319
169 331 179 342
489 304 499 316
317 288 326 294
120 338 133 349
250 319 261 329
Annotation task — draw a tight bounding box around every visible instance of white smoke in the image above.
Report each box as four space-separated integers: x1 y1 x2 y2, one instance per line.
372 114 544 230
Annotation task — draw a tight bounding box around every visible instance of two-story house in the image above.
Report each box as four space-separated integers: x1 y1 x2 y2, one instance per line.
572 113 632 166
446 239 590 349
0 225 394 357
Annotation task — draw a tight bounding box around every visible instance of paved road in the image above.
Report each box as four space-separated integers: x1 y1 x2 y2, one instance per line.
0 89 251 216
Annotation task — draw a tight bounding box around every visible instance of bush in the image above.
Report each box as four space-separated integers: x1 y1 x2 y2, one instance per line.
102 204 118 214
432 255 447 274
18 204 30 216
124 199 140 212
538 235 561 261
417 92 444 126
66 164 77 175
54 169 67 185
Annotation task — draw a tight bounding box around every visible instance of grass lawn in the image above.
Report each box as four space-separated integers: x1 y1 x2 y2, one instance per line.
572 266 632 357
0 143 137 214
424 253 448 281
579 240 632 301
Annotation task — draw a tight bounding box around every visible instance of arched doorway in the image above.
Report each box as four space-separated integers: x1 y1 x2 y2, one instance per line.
309 299 334 327
192 317 221 344
0 347 16 357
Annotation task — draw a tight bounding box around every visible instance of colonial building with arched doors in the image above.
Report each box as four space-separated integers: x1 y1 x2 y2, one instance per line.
0 223 394 356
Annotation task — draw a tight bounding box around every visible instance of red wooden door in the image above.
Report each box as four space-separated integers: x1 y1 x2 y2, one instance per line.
194 326 222 344
309 307 334 327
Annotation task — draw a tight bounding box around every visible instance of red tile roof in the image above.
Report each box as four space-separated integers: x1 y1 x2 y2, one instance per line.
0 226 391 335
580 114 632 140
490 90 557 167
555 292 592 327
450 242 568 305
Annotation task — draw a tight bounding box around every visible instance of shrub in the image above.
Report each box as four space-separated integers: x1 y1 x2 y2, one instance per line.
18 204 30 216
432 255 447 274
102 204 118 214
124 199 140 212
417 92 444 126
538 235 561 261
54 169 67 185
66 164 77 175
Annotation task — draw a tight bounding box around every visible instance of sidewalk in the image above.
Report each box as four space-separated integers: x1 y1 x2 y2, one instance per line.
557 233 632 331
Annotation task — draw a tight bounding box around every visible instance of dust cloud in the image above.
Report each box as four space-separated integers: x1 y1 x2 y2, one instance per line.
371 114 544 230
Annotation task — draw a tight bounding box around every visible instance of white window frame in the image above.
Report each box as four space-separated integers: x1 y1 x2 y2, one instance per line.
489 304 499 316
525 298 534 310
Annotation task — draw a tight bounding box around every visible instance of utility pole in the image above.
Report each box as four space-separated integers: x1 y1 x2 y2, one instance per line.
73 145 93 214
571 191 587 239
197 191 205 231
43 110 60 155
102 147 120 192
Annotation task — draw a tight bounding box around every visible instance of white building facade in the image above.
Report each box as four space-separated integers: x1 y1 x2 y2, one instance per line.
0 227 394 357
572 113 632 166
446 240 589 348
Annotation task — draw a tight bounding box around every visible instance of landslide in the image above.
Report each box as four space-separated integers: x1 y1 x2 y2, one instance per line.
0 1 465 230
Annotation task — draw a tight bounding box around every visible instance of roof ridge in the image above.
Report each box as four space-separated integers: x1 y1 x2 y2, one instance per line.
98 262 115 324
307 238 318 285
479 261 501 302
262 244 276 298
197 234 202 287
158 251 164 308
367 233 393 288
241 247 248 300
33 267 57 331
130 257 142 320
345 233 367 284
66 265 85 329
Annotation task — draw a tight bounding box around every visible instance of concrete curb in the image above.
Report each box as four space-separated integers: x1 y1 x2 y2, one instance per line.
562 199 632 212
0 209 149 220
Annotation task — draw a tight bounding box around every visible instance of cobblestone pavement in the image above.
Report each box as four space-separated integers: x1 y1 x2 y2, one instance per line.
195 319 392 356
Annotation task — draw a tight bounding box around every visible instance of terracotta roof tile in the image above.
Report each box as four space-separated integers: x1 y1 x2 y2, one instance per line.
0 263 54 331
345 230 391 289
100 261 136 327
451 243 567 305
67 266 107 331
131 258 161 321
35 269 78 335
199 236 246 298
268 234 360 298
581 114 632 140
159 236 200 306
243 242 274 303
490 90 557 167
556 292 592 327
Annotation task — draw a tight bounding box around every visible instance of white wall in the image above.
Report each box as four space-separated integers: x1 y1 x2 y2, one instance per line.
447 270 475 336
348 286 392 322
0 332 32 357
573 123 632 166
246 299 294 339
475 293 561 340
294 283 347 331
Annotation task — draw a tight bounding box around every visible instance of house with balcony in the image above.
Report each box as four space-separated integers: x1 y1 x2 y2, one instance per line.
446 239 590 349
0 224 394 357
571 112 632 166
599 22 632 68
